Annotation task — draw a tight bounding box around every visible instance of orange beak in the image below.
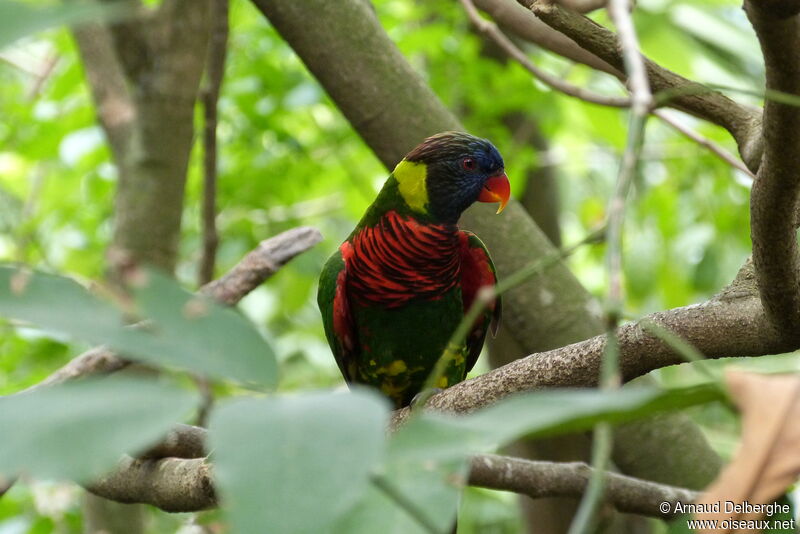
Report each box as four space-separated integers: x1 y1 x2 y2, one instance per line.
477 173 510 214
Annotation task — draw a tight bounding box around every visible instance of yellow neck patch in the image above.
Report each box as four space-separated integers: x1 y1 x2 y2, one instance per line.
393 159 428 213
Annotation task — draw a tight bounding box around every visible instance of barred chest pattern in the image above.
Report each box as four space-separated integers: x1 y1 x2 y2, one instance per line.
340 210 461 308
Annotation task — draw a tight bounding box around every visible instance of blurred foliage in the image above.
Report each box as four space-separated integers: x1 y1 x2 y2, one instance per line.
1 0 798 532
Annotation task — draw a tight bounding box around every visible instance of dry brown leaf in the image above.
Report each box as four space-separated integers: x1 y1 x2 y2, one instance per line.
694 370 800 533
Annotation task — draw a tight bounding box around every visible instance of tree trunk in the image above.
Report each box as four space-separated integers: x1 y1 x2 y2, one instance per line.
73 2 212 532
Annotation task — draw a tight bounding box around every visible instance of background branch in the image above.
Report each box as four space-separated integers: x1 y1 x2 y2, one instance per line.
71 23 134 160
468 454 697 519
461 0 630 108
198 0 230 286
83 422 697 520
471 0 621 76
521 0 764 172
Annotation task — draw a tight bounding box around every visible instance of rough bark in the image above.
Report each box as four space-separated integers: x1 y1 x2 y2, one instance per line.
744 0 800 343
88 456 216 512
77 0 213 272
468 454 698 519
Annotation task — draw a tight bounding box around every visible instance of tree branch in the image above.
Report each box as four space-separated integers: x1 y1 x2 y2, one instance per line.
468 454 697 519
198 0 229 286
653 111 756 179
200 226 323 306
461 0 630 107
392 285 786 426
520 0 764 172
744 0 800 343
472 0 621 76
83 423 697 519
87 456 216 513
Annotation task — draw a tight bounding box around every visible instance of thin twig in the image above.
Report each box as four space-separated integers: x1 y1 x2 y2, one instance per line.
370 474 441 534
653 110 755 179
196 0 230 427
198 0 229 287
472 0 620 75
26 54 59 100
460 0 630 108
570 0 652 531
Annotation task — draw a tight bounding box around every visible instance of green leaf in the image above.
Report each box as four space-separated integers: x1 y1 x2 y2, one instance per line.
209 390 390 534
390 383 725 461
350 384 723 531
128 269 279 388
0 376 196 481
0 1 130 49
0 267 278 387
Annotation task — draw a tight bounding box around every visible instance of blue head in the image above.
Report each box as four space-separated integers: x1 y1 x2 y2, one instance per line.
398 131 510 224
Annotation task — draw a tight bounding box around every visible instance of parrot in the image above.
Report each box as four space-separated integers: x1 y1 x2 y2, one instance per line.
317 131 510 408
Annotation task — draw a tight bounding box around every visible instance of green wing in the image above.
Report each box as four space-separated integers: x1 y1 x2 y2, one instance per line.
317 248 358 382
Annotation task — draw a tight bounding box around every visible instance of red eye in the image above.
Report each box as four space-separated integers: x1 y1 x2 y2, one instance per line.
461 157 476 171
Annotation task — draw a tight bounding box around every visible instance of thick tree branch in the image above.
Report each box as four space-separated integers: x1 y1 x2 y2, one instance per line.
103 0 212 271
392 287 785 426
520 0 764 172
468 454 697 519
85 422 696 519
744 0 800 343
87 456 216 512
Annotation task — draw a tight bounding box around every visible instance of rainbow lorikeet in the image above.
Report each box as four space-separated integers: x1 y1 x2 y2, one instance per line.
317 132 509 408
